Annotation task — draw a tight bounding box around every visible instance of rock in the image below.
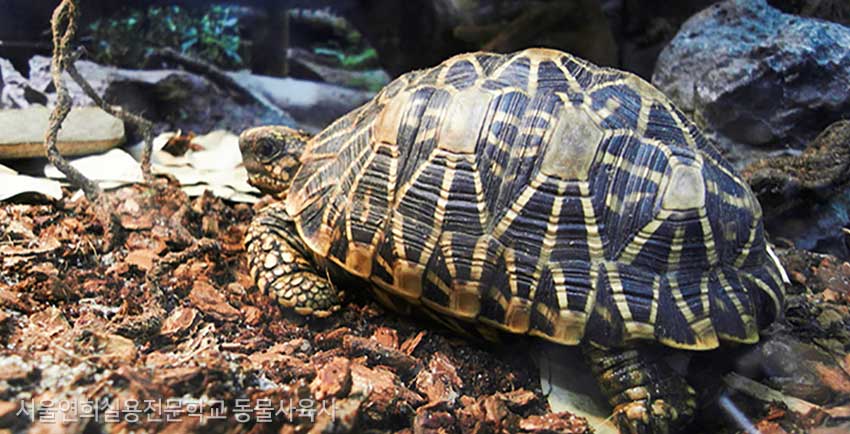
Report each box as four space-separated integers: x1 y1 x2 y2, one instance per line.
233 71 374 132
0 171 63 201
768 0 850 25
603 0 718 79
0 57 45 108
0 106 124 159
743 120 850 258
287 47 390 92
18 55 297 141
653 0 850 164
761 331 841 404
745 121 850 194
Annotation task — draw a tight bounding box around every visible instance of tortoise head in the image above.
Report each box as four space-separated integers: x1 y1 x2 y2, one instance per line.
239 125 311 197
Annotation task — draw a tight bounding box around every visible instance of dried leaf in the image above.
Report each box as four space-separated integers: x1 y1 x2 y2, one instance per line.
45 148 143 188
0 173 62 201
148 130 259 203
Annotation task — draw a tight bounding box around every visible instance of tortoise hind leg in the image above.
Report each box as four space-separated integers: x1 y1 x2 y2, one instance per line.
583 343 696 434
245 202 342 317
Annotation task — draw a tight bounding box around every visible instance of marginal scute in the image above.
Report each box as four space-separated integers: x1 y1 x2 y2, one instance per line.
504 298 532 333
393 260 425 299
531 311 587 345
662 164 706 210
539 103 603 181
437 87 493 154
450 284 481 319
343 242 375 277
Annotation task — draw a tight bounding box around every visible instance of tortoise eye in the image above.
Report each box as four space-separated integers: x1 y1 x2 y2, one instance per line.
256 138 280 162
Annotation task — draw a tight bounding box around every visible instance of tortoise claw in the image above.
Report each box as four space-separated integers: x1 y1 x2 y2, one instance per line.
273 271 342 316
613 399 682 434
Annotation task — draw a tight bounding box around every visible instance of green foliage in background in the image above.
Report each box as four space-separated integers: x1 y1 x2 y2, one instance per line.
312 47 379 70
86 5 246 69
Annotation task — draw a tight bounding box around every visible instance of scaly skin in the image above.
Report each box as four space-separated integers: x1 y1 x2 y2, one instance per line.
584 344 697 434
244 201 342 317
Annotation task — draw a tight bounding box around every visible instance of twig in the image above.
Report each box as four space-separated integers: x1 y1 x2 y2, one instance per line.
147 238 220 292
46 0 125 251
343 335 422 379
724 372 820 415
45 0 101 200
65 47 155 182
148 47 289 120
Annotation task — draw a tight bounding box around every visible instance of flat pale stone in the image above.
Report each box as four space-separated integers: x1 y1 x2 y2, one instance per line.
537 344 618 434
0 106 124 159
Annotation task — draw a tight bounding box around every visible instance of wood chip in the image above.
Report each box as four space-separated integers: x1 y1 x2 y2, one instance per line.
310 357 352 400
344 335 420 378
400 331 426 355
125 249 158 271
372 326 399 349
518 412 590 433
160 307 198 336
189 280 240 322
415 352 463 404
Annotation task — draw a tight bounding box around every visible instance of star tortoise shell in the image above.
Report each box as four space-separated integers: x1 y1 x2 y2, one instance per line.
284 48 786 350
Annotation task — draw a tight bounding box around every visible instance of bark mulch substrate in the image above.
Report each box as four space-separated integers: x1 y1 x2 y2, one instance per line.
0 181 589 434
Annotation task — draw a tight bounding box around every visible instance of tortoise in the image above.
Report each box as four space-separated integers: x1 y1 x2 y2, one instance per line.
240 48 787 433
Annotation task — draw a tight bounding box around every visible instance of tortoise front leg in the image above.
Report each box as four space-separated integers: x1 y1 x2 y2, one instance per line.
245 202 342 317
583 343 696 434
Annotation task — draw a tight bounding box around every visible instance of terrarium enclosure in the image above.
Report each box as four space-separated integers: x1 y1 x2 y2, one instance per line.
0 1 849 433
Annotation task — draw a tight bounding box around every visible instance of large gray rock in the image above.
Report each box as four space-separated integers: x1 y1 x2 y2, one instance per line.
653 0 850 160
0 107 124 159
24 56 298 138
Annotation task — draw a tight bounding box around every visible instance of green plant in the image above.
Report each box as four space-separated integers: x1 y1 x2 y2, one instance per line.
86 5 246 69
312 47 379 70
